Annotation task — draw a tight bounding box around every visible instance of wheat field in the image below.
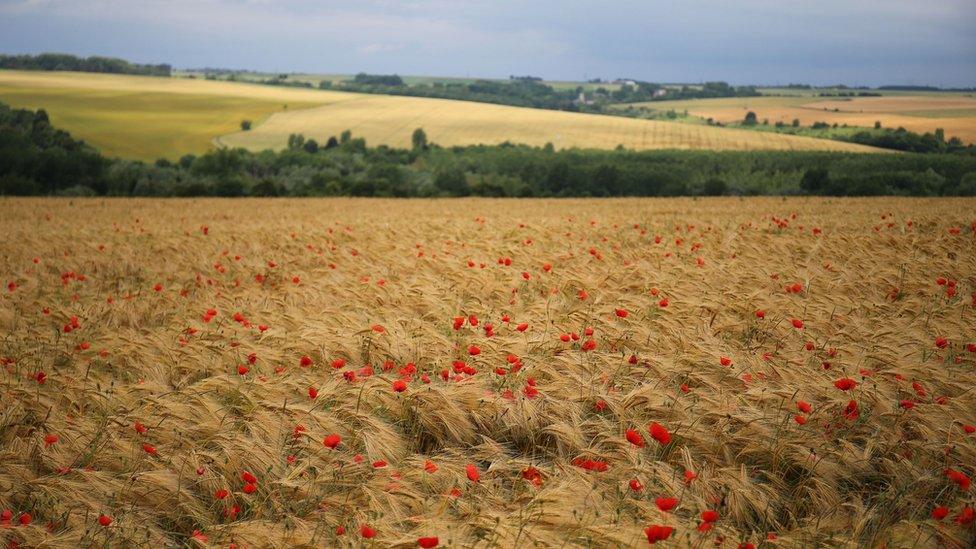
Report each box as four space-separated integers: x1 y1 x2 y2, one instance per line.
216 94 881 154
0 71 882 161
629 95 976 144
1 197 974 548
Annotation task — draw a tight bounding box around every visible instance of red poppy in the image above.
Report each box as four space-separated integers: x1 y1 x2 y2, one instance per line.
931 506 949 520
626 428 646 447
655 497 678 512
644 525 673 544
360 525 376 538
797 400 812 413
323 434 341 449
649 422 671 445
791 319 804 329
629 478 644 492
98 514 112 527
392 379 407 393
833 378 857 391
466 463 480 482
418 537 439 548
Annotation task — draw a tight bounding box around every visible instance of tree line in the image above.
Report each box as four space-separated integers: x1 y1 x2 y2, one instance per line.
2 102 975 198
0 53 171 77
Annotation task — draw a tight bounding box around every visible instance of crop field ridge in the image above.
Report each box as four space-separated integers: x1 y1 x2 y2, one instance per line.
0 70 884 160
0 197 974 548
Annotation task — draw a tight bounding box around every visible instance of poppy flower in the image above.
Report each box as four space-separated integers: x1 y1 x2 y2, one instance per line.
625 429 646 448
719 356 732 367
935 337 948 349
215 489 229 500
644 525 673 544
142 443 157 455
392 379 407 393
701 510 719 523
243 483 256 494
794 415 807 425
956 506 975 526
516 322 529 332
424 459 438 473
655 497 678 512
629 479 644 492
241 471 257 484
19 513 31 526
44 433 59 446
755 310 765 319
615 309 628 318
945 468 970 490
833 378 857 391
308 386 318 399
323 434 341 449
466 463 480 482
797 400 812 413
98 514 112 527
468 345 481 356
963 425 975 434
572 458 609 472
791 319 804 329
649 422 671 445
360 525 376 538
684 470 697 484
418 537 440 548
931 506 949 520
843 400 859 420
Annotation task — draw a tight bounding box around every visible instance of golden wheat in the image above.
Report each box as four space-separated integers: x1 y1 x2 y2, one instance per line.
0 197 974 548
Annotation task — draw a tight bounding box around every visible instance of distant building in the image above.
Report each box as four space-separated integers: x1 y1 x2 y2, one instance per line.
653 89 668 98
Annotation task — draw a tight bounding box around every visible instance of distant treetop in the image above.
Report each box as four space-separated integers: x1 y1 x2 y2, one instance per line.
0 53 171 77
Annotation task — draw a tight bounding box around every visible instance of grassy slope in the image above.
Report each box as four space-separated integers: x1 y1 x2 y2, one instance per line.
0 70 884 161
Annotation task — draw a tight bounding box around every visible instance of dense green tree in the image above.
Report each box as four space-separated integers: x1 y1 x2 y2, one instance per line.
412 128 428 151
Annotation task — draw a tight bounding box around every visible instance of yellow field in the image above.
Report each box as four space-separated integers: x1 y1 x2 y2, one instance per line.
0 71 357 161
0 70 882 161
216 94 881 154
1 197 974 548
630 95 976 143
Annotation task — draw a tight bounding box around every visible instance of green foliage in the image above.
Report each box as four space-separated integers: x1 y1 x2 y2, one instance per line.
3 102 976 199
0 53 171 76
0 102 107 195
412 128 428 151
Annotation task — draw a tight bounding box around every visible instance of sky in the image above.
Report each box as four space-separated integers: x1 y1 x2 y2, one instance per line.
1 0 974 87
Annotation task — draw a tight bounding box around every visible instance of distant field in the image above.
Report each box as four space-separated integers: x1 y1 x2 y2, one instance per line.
629 94 976 143
0 71 351 160
0 70 884 160
217 94 882 153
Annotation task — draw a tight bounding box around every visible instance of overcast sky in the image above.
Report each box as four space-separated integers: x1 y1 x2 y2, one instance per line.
1 0 974 86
